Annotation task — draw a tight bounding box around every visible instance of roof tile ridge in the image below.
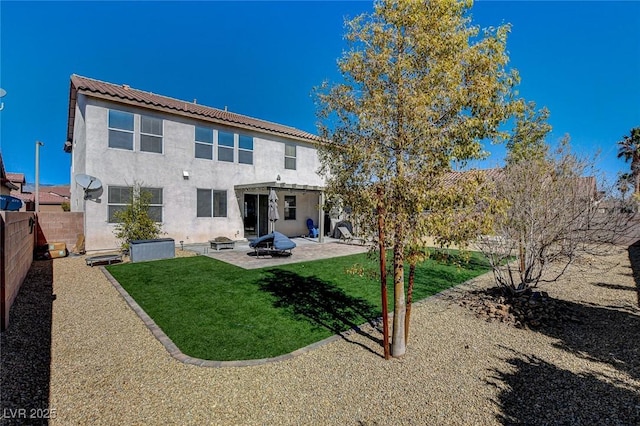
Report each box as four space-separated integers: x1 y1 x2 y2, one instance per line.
71 74 321 141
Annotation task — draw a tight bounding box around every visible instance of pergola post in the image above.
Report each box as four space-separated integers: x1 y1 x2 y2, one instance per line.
318 191 325 243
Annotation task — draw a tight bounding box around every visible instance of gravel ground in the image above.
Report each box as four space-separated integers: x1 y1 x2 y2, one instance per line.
2 246 639 425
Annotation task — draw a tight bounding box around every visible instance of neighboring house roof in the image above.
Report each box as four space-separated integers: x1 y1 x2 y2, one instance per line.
10 190 32 203
66 74 323 152
442 168 599 200
0 154 19 191
5 172 25 185
41 186 71 204
10 185 70 205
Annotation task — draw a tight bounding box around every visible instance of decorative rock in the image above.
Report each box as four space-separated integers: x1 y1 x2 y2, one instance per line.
457 285 582 330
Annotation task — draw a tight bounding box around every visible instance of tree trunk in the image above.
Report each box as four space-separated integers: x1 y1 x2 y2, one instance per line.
391 235 406 357
377 186 390 360
405 261 416 344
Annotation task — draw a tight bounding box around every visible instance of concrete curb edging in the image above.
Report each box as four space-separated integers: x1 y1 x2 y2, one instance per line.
100 263 493 368
100 266 343 368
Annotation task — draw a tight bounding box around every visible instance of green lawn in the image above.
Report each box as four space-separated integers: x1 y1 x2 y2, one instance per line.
106 250 490 361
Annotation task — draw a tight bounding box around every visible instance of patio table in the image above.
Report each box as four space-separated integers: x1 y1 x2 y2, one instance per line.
209 238 236 251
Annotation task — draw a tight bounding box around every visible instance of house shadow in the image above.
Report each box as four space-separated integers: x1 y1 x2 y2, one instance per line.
489 349 640 425
0 260 54 426
627 241 640 308
257 269 383 356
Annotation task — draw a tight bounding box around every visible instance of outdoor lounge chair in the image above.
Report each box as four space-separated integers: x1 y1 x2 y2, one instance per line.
337 226 366 245
249 231 297 257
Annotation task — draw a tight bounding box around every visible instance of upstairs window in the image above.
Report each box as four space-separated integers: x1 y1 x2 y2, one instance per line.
218 131 234 162
285 144 296 170
195 126 214 159
108 110 134 150
238 135 253 164
140 115 163 153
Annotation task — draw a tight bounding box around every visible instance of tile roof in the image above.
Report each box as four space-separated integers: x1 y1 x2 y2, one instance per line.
6 172 25 183
66 75 323 148
10 190 31 203
10 186 70 205
442 168 597 199
1 154 19 190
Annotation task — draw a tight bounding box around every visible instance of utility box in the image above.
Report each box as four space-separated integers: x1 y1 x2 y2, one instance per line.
130 238 175 263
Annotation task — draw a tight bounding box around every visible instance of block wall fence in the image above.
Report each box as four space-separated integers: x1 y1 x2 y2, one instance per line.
1 212 36 330
36 212 84 249
1 212 84 331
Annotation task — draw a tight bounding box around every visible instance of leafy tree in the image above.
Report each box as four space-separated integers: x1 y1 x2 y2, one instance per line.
505 101 551 165
113 183 163 251
404 168 504 343
316 0 518 357
617 127 640 194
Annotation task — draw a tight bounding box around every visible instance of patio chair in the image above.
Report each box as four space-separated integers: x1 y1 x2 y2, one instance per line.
306 218 319 238
337 226 366 245
249 231 297 258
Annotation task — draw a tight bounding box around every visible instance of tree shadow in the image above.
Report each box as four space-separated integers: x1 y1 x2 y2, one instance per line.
593 282 637 292
257 269 383 357
531 298 640 383
489 349 640 425
627 241 640 308
0 260 54 425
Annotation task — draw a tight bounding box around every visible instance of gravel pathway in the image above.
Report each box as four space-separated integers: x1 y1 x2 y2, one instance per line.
2 246 639 425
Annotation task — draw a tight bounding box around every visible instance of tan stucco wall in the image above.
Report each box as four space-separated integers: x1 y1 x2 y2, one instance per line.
72 98 327 251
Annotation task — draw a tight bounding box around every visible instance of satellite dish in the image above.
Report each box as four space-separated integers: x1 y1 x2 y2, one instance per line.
0 195 23 211
76 173 102 190
75 174 103 199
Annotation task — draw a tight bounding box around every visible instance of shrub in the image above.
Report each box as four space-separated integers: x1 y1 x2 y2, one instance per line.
112 184 163 251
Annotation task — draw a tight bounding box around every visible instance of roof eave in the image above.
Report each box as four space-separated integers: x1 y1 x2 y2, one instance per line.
65 78 77 153
3 181 19 190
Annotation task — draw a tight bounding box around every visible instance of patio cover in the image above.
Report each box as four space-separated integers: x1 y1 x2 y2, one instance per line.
234 181 326 242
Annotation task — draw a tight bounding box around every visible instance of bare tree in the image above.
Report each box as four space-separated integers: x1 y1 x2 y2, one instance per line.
477 139 635 295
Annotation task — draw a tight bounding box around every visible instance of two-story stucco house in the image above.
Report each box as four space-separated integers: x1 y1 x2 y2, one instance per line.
65 75 328 252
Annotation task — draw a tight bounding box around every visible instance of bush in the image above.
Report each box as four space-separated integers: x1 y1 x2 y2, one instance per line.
112 184 163 251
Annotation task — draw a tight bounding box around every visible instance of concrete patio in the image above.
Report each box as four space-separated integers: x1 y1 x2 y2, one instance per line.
182 237 370 269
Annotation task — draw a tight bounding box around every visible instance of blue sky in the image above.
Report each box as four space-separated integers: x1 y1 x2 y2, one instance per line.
1 1 639 188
